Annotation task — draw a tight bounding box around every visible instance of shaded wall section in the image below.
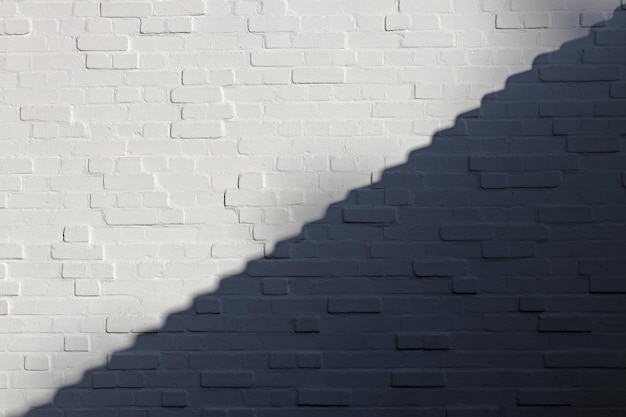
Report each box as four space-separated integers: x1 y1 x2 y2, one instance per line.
19 7 626 417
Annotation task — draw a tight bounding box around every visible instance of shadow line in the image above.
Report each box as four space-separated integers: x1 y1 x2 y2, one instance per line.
21 7 626 417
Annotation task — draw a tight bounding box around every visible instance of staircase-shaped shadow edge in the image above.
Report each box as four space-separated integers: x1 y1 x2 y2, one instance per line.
22 8 626 417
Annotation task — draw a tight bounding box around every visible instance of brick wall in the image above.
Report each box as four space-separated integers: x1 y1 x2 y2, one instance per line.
1 1 625 416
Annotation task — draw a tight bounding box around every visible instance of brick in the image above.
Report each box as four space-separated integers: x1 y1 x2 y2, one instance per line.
519 296 546 312
75 280 100 296
64 335 90 352
293 33 345 49
154 0 206 16
195 298 222 314
496 13 522 29
567 136 621 153
100 2 152 17
297 353 321 368
4 19 31 35
249 16 299 32
24 355 49 371
452 277 478 294
201 372 253 387
50 244 103 260
108 353 160 370
77 35 129 51
104 174 155 190
469 155 524 171
0 245 23 259
538 207 592 223
539 65 621 81
342 207 396 223
517 389 571 406
386 14 411 31
397 333 450 350
480 172 561 189
63 226 90 243
297 389 350 406
161 390 187 407
402 32 455 47
482 242 535 259
104 209 159 225
391 370 447 387
262 279 288 295
20 105 72 122
293 316 320 333
292 67 345 84
171 121 224 139
595 29 626 46
538 316 593 332
170 86 222 103
590 277 626 293
544 352 626 368
413 260 466 277
167 17 193 33
251 51 303 67
327 297 382 313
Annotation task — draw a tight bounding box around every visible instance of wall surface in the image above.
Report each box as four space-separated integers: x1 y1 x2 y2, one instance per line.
1 0 626 416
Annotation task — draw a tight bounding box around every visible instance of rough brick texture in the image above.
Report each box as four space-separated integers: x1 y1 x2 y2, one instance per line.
1 1 626 417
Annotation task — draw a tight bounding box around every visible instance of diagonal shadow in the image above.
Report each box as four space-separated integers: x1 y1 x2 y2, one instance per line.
21 7 626 417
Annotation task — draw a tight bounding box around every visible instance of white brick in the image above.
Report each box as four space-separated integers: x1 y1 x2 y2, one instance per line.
293 33 345 49
211 242 264 258
251 52 304 67
400 0 454 12
0 37 46 52
170 86 223 103
182 103 234 120
141 18 166 34
0 159 33 174
4 19 31 35
100 2 152 17
115 87 141 103
64 335 90 352
131 36 183 52
293 68 345 84
76 35 129 51
386 14 411 31
63 226 90 243
20 105 72 122
524 13 551 29
104 174 155 190
402 31 456 47
50 176 102 191
112 53 138 69
0 2 18 17
171 121 224 139
104 209 159 225
24 356 49 371
75 280 101 296
0 245 24 259
50 244 103 260
128 104 179 121
167 17 194 33
248 16 300 32
73 2 99 17
496 13 523 29
154 0 206 16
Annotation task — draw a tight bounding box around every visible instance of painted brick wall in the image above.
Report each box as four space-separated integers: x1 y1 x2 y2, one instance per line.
1 1 625 416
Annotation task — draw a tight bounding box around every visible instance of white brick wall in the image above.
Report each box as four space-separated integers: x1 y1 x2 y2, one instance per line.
1 1 625 416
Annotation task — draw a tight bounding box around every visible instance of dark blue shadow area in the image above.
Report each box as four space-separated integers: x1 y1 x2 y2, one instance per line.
23 8 626 417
